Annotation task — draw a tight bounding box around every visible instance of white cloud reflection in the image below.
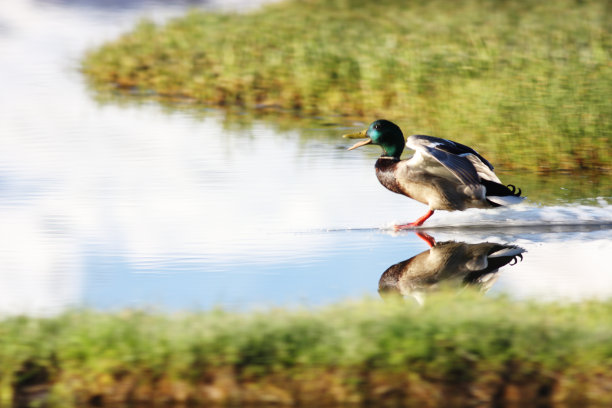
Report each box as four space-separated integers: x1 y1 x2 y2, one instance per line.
0 0 611 315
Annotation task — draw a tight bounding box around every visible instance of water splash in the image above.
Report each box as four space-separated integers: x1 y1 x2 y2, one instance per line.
389 202 612 230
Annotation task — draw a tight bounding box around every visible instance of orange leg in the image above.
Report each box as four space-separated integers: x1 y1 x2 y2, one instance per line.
415 231 436 248
394 209 435 230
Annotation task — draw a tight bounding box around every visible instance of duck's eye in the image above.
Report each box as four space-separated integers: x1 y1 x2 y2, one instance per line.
373 123 381 130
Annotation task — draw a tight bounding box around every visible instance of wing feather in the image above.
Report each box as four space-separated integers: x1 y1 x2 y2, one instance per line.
463 153 501 183
408 135 494 170
407 135 481 187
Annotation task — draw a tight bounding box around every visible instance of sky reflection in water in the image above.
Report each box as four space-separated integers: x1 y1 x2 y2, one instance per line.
0 0 611 315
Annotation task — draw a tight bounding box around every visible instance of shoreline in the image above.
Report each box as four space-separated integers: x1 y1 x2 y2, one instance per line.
4 296 612 406
82 0 612 171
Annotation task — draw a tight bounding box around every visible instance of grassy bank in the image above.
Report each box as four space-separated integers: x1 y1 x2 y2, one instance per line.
82 0 611 171
2 295 612 407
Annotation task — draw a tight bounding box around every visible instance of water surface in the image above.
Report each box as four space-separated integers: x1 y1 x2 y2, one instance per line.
1 0 611 316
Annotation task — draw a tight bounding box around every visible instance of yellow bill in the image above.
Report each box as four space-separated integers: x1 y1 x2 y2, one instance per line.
343 129 371 150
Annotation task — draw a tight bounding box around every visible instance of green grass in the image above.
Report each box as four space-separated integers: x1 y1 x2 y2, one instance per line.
2 295 612 406
82 0 612 171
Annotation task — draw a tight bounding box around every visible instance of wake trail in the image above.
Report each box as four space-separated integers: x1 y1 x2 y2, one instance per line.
316 203 612 234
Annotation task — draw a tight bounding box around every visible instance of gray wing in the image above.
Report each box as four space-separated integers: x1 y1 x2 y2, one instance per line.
409 134 494 170
406 135 481 187
463 153 501 183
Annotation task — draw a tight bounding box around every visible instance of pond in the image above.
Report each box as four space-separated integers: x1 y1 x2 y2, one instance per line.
1 0 611 316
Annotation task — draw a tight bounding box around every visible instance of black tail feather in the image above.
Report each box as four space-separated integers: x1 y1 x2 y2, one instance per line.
506 184 522 197
481 180 523 207
481 180 523 197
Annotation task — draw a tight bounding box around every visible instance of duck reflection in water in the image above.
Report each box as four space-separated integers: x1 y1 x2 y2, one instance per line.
378 232 525 304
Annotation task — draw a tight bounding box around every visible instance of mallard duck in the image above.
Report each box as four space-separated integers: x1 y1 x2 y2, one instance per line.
344 120 523 228
378 232 525 303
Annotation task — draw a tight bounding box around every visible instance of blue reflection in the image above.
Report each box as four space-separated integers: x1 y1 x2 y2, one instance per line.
82 232 428 311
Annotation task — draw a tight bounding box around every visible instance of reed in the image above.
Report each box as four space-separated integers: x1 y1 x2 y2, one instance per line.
82 0 612 171
2 295 612 406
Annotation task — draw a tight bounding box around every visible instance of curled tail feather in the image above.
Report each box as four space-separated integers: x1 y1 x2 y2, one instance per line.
506 184 522 197
482 180 524 207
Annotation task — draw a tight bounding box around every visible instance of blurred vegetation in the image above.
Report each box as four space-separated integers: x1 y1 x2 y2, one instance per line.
2 295 612 406
82 0 611 172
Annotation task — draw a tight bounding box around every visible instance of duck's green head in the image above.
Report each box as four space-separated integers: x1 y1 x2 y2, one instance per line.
343 119 404 158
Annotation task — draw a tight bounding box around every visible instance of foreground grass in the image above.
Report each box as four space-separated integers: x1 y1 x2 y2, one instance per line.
82 0 611 171
2 295 612 406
